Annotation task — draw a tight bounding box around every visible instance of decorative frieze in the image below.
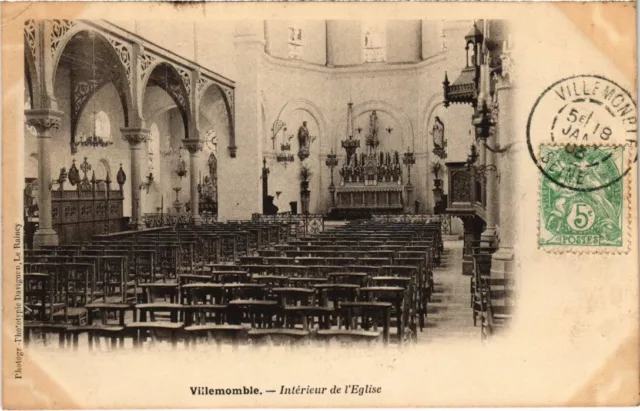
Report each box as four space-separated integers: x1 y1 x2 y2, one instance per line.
50 19 76 59
177 67 192 96
167 83 188 114
138 52 157 83
24 20 37 62
104 34 132 80
221 84 235 115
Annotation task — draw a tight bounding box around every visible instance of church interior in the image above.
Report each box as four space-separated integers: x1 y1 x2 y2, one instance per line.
23 19 516 349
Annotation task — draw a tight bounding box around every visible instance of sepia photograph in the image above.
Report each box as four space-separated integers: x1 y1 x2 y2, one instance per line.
22 17 514 350
3 2 638 408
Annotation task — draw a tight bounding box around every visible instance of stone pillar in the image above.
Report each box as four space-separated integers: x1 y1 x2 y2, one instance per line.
476 63 497 246
491 77 515 280
263 21 271 55
480 134 498 245
121 127 150 230
183 139 203 225
26 109 64 247
326 21 335 67
218 22 264 221
482 133 499 244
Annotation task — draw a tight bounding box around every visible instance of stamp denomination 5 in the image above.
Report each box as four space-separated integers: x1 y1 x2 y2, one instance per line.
529 74 635 253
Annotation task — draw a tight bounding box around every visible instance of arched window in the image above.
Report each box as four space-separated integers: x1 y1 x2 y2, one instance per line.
94 110 112 141
287 23 303 60
362 21 386 63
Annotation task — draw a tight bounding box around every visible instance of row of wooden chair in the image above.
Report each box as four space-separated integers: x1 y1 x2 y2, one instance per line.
470 242 515 340
24 218 442 349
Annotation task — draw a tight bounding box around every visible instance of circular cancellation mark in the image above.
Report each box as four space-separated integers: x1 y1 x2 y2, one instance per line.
526 74 637 192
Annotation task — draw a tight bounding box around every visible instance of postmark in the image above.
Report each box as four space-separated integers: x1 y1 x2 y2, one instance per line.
527 74 637 192
538 144 628 251
528 74 636 252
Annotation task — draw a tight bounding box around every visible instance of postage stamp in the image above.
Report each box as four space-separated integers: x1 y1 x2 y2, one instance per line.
527 75 636 253
538 144 626 250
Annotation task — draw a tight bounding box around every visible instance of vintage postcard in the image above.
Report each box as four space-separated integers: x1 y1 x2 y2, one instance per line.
2 1 638 409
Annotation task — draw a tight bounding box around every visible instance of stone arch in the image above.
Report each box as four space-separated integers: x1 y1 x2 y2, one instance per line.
24 54 37 108
334 100 414 152
148 103 178 121
52 28 133 128
24 21 38 108
199 82 234 152
97 158 112 180
141 62 191 139
421 92 445 153
275 99 328 153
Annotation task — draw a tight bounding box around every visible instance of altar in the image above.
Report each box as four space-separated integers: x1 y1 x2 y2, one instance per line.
335 183 404 210
327 104 414 218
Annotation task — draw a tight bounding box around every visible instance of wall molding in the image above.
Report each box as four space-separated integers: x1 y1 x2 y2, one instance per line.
261 48 447 77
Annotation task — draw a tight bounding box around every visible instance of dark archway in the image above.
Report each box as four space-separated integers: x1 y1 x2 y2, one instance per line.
53 30 133 152
142 62 191 139
199 82 234 155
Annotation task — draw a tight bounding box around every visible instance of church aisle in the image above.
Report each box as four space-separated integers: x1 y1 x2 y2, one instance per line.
421 240 479 342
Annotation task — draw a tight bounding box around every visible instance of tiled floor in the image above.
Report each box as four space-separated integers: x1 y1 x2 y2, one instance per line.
420 239 479 342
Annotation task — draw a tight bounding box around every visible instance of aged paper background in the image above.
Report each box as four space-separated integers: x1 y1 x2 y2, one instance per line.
2 1 638 408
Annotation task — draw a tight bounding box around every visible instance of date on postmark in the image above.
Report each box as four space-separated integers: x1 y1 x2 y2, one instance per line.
528 75 636 253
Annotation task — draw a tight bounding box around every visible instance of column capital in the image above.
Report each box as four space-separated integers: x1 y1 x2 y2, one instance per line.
121 127 150 147
182 139 203 154
25 109 64 135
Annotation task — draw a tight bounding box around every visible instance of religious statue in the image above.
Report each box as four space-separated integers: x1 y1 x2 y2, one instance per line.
366 111 380 149
297 121 310 161
431 117 447 159
208 153 217 184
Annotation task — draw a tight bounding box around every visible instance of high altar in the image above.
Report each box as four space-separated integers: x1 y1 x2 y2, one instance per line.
328 103 414 217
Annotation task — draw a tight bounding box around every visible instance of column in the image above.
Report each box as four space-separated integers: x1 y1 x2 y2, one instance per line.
26 109 64 247
481 131 498 244
477 58 497 245
183 139 203 225
218 22 264 221
263 21 271 55
121 127 150 230
491 76 515 279
326 20 335 67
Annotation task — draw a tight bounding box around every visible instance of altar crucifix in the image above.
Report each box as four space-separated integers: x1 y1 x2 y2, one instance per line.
333 103 406 215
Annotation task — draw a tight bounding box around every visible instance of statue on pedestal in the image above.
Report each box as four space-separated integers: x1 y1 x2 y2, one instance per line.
366 111 380 149
297 121 310 161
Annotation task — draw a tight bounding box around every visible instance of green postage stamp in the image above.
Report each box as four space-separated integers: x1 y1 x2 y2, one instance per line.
538 144 628 251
